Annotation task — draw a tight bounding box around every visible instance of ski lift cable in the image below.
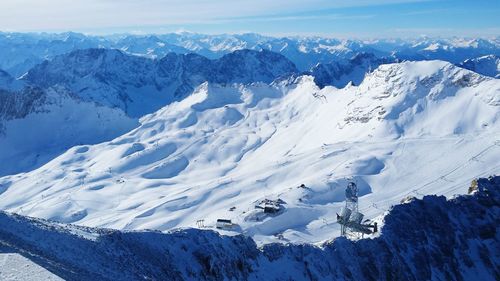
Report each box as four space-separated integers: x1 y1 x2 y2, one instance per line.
402 140 500 197
408 154 500 194
356 143 499 214
360 161 500 215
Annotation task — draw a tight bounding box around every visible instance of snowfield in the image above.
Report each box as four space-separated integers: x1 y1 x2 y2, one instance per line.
0 60 499 245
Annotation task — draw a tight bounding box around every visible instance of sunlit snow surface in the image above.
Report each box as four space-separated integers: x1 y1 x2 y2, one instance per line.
0 253 63 281
0 60 499 245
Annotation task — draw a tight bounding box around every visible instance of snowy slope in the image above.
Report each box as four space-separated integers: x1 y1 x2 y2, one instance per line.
0 86 138 176
24 48 297 117
0 253 63 281
0 60 498 244
0 176 498 281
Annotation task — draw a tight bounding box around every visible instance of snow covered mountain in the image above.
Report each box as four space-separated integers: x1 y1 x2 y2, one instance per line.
115 34 190 57
0 176 498 280
98 34 500 71
393 38 500 64
0 86 138 176
459 55 500 78
24 48 297 117
1 60 498 244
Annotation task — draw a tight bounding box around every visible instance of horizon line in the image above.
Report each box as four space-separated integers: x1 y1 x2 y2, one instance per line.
1 30 499 41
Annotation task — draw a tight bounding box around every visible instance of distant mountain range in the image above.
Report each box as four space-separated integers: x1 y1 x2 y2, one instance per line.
1 32 499 76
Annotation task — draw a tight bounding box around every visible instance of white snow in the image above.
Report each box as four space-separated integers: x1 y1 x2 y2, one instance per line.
0 60 498 245
0 253 63 281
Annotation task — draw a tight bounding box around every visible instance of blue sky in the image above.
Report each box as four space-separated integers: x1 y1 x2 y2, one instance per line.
0 0 498 38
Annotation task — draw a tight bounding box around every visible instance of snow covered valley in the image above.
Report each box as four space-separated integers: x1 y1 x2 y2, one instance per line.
0 60 498 247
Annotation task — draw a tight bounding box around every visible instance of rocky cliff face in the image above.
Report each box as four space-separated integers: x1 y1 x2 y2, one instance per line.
0 176 498 281
24 48 297 117
310 52 398 88
0 87 46 123
0 69 24 91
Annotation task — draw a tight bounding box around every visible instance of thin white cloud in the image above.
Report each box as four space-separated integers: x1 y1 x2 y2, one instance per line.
0 0 428 31
388 27 500 38
401 9 449 16
214 14 376 24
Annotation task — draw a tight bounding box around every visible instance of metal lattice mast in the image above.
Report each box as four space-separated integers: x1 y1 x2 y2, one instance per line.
341 181 358 236
338 179 378 237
